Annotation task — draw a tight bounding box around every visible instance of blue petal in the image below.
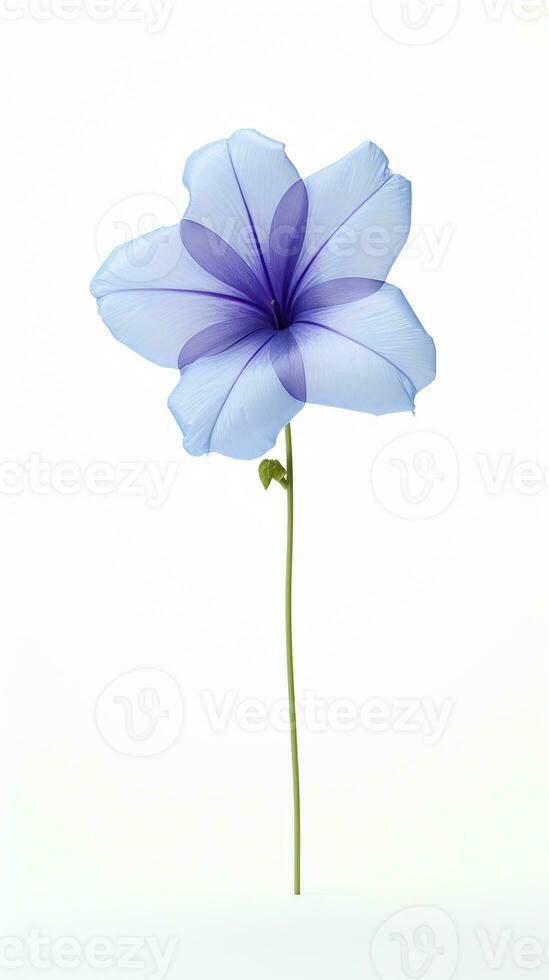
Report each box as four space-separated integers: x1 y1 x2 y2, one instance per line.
290 142 410 304
292 284 435 416
183 129 303 299
168 330 304 459
90 223 268 367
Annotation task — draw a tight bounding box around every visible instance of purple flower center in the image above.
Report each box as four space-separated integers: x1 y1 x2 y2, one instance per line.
271 298 289 331
177 181 385 405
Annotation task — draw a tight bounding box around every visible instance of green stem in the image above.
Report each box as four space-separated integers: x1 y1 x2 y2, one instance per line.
285 423 301 895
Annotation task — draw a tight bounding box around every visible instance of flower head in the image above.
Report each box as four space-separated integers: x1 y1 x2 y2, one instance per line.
91 130 436 459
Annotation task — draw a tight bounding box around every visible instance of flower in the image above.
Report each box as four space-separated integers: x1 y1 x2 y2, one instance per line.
91 129 436 459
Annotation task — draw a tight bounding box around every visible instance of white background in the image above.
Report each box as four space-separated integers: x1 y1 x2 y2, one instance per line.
2 1 549 977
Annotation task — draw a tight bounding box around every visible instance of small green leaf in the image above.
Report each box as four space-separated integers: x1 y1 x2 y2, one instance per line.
258 458 287 490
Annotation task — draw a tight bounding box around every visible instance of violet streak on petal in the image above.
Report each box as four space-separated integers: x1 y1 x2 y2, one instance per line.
178 314 272 369
292 277 384 318
269 329 307 403
180 219 269 308
268 180 308 311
